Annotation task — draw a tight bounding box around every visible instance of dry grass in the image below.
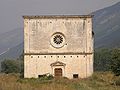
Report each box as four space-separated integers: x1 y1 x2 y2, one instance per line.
0 72 120 90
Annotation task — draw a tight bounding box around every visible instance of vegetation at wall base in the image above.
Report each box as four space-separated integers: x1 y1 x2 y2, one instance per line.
0 72 120 90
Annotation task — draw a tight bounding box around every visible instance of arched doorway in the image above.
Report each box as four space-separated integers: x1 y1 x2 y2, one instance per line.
54 68 62 77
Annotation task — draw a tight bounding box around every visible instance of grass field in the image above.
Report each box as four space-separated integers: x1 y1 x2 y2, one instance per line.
0 72 120 90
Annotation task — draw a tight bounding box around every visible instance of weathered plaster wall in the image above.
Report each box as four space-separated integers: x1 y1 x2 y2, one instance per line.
24 54 93 79
24 18 93 53
24 16 93 79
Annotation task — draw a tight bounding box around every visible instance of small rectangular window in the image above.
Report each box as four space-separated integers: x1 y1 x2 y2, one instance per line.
73 74 78 78
38 75 46 78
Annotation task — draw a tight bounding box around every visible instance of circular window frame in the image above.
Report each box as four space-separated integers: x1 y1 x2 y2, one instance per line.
50 32 66 48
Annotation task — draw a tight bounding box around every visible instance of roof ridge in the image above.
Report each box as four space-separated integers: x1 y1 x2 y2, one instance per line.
23 15 93 19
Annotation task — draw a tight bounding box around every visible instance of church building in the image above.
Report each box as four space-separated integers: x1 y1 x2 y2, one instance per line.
23 15 94 79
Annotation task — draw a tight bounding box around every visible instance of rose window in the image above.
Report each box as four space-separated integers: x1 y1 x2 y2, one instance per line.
50 32 65 48
53 35 63 44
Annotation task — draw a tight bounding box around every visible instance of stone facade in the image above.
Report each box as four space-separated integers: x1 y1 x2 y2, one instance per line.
23 15 94 79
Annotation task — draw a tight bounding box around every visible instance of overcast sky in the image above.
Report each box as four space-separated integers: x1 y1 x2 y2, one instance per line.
0 0 120 34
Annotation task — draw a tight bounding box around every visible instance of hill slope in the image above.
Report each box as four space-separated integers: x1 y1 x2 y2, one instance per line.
0 28 23 54
0 28 23 60
92 2 120 48
0 43 23 60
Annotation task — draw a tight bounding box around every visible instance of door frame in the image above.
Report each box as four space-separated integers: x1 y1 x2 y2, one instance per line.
50 61 66 77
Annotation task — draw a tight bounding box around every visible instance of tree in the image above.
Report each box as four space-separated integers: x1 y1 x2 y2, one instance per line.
94 49 112 71
17 53 24 74
110 49 120 76
1 59 22 74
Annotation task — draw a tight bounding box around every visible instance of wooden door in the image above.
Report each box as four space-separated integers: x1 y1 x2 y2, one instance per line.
54 68 62 77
